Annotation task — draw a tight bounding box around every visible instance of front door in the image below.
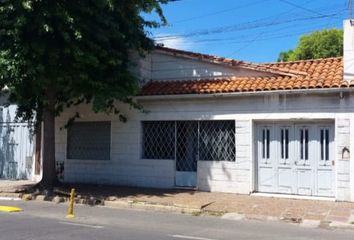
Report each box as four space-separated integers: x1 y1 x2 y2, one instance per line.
175 121 198 187
257 122 334 197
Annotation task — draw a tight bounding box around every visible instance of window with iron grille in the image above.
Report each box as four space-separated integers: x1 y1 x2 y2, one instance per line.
199 121 236 161
141 120 235 161
67 121 111 160
142 121 175 159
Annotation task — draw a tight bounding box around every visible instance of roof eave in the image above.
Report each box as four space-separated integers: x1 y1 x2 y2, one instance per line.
135 87 354 101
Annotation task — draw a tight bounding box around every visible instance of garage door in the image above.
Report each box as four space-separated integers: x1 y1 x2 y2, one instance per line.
256 123 334 197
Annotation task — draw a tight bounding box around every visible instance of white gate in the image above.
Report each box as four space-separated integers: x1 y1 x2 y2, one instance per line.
256 122 334 197
0 106 34 179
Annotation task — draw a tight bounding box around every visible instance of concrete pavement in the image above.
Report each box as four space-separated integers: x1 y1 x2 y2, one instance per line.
1 200 354 240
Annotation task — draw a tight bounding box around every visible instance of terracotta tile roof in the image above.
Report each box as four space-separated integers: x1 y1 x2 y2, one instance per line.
141 57 354 96
259 57 343 76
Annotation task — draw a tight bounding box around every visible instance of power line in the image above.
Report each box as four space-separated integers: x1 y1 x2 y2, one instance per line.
190 19 341 43
154 19 342 50
150 1 346 63
224 2 345 58
156 4 345 44
154 11 342 40
225 0 310 58
150 14 343 66
224 0 346 55
155 2 344 41
278 0 326 17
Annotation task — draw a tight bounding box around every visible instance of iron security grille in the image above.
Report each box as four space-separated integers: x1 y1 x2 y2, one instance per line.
176 121 198 171
199 121 236 161
142 121 175 159
67 121 111 160
142 120 235 162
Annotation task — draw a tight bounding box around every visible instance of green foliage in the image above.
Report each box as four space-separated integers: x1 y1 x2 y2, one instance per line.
277 50 294 62
0 0 170 122
277 29 343 62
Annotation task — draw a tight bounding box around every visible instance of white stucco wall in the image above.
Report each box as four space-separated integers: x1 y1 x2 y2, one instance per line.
55 104 175 188
55 92 354 201
132 51 275 83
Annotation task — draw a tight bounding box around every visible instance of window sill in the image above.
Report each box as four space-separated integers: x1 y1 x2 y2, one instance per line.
66 159 112 164
141 158 175 161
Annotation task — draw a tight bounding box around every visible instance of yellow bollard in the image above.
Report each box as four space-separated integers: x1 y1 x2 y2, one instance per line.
66 188 75 219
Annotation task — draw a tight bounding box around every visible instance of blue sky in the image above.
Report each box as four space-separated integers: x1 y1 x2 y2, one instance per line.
146 0 349 63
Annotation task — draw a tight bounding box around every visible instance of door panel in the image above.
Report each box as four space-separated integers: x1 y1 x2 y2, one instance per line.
294 125 315 196
258 167 274 192
278 168 293 194
279 127 291 165
296 169 313 195
276 125 294 193
317 170 333 196
257 125 276 192
315 125 334 196
295 126 311 167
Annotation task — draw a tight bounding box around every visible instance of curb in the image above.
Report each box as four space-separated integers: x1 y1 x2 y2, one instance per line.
103 200 202 215
329 221 354 229
300 220 321 228
221 212 245 220
0 193 22 201
0 196 22 201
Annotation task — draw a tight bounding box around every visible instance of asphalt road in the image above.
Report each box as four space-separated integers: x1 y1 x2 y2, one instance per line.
0 200 354 240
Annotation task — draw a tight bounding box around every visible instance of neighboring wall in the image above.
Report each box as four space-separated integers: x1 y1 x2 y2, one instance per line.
0 99 34 180
132 51 275 83
56 92 354 201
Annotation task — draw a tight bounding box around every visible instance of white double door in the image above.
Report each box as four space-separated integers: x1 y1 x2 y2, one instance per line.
257 123 334 197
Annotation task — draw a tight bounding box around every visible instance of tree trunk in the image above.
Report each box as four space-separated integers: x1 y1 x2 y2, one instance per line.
39 93 57 189
34 121 41 175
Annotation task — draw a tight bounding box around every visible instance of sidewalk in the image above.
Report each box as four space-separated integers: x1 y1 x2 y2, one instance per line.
1 182 354 229
0 180 36 194
57 184 354 228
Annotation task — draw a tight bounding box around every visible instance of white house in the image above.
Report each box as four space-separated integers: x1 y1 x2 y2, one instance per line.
54 19 354 202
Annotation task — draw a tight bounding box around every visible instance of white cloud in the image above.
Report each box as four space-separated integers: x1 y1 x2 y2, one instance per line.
154 34 193 50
